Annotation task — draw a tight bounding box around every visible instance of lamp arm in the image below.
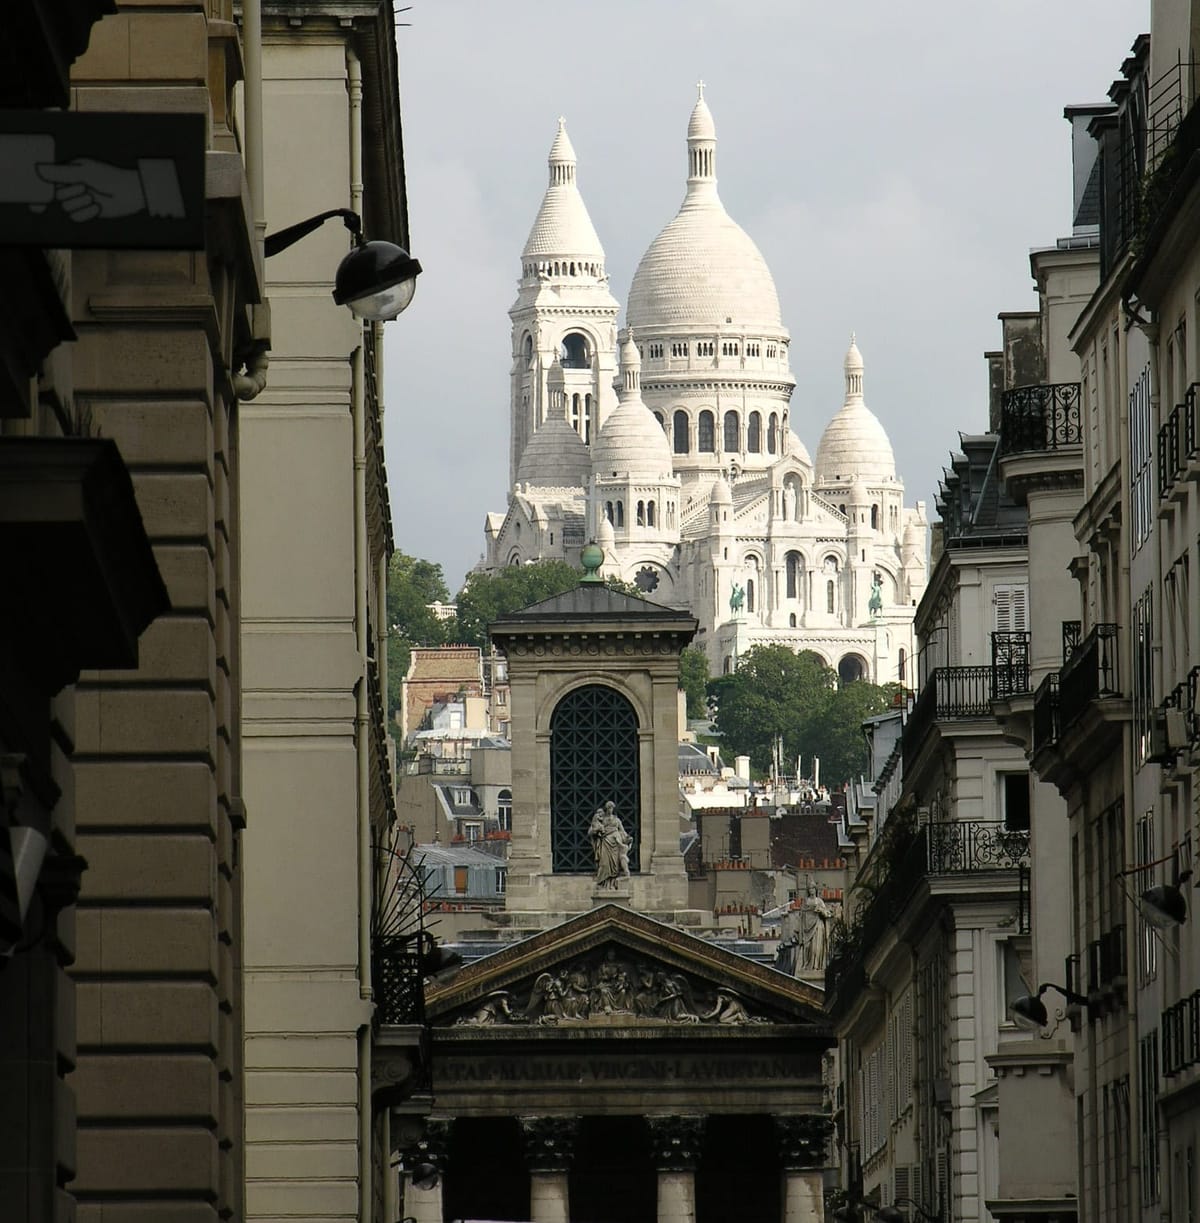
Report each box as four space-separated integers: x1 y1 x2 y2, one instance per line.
1037 981 1088 1008
264 207 362 258
892 1195 942 1221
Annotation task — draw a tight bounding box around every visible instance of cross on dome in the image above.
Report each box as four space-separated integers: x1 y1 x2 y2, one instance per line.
696 79 706 99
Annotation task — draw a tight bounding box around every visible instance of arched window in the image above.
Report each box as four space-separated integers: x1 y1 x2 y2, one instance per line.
636 500 645 527
698 410 715 452
616 501 624 527
871 504 879 530
789 613 797 627
898 648 907 684
826 580 835 614
673 410 690 454
583 393 592 444
724 410 739 453
786 551 803 600
550 685 640 873
561 332 589 368
571 392 581 433
605 501 614 523
523 334 533 362
497 789 512 832
746 578 755 613
647 500 656 526
768 412 779 455
747 412 762 453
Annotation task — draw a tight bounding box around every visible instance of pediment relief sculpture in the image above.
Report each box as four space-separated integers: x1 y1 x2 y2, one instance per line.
451 947 774 1028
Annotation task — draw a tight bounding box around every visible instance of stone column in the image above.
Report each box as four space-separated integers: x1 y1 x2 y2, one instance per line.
403 1118 452 1223
648 1114 705 1223
775 1114 833 1223
520 1115 580 1223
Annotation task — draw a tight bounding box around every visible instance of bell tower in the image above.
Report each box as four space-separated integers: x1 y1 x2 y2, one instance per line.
509 119 619 488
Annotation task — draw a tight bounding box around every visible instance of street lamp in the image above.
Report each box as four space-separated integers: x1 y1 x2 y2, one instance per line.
1009 981 1089 1030
263 207 422 320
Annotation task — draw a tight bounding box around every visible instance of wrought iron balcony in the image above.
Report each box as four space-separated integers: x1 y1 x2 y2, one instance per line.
1062 620 1082 665
1032 672 1060 753
1162 988 1200 1077
1158 383 1199 500
902 666 992 767
373 941 426 1025
1059 624 1120 731
991 631 1031 700
999 382 1083 455
926 820 1030 873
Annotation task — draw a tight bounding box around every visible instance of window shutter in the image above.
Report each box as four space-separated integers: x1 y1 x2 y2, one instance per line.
995 583 1029 634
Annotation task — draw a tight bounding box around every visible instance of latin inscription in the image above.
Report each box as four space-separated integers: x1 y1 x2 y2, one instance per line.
437 1054 808 1087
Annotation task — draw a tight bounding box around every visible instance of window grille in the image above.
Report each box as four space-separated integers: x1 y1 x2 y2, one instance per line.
550 685 640 873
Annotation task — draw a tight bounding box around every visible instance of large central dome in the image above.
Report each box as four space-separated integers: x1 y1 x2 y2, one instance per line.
627 91 783 333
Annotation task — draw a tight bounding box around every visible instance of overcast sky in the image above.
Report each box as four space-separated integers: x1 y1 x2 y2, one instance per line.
383 1 1144 592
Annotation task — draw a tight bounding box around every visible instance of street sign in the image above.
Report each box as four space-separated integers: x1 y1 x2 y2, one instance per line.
0 110 205 249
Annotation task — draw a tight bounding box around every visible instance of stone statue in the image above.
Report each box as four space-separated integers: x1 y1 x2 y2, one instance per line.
782 483 797 522
702 986 767 1025
729 582 745 614
868 576 883 617
797 882 833 974
589 801 631 890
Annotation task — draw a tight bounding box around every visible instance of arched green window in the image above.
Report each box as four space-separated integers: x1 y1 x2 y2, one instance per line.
550 685 640 873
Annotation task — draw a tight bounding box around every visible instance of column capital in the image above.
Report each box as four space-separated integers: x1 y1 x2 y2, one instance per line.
519 1114 581 1172
646 1114 706 1171
407 1117 454 1172
774 1112 833 1170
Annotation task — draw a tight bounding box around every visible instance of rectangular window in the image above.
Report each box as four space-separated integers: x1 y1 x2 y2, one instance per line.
994 583 1029 633
495 866 507 894
453 866 468 894
1133 587 1155 767
1140 1031 1161 1206
1130 363 1153 550
1001 772 1031 832
1136 809 1157 985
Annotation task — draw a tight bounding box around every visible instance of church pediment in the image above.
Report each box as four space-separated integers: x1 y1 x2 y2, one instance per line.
426 904 829 1032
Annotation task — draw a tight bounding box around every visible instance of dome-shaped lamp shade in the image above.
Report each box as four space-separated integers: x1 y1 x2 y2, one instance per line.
1140 883 1187 928
410 1162 440 1192
333 240 422 320
1009 992 1049 1031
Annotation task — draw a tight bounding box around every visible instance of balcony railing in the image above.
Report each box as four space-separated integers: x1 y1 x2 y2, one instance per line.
1062 620 1082 664
1158 383 1199 500
1032 672 1060 753
1059 624 1120 731
902 666 992 766
991 631 1031 700
1162 989 1200 1077
1149 51 1200 167
926 820 1031 873
999 382 1083 455
373 943 425 1025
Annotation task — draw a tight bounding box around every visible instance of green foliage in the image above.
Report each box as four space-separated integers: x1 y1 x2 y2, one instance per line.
385 551 452 721
709 644 896 784
453 562 644 647
678 646 710 720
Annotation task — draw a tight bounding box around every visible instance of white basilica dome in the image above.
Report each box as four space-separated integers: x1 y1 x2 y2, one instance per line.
814 335 897 486
626 92 783 333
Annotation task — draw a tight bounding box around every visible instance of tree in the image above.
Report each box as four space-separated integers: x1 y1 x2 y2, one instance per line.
805 680 896 785
385 551 452 721
454 562 643 648
679 646 710 720
708 644 897 785
709 646 835 773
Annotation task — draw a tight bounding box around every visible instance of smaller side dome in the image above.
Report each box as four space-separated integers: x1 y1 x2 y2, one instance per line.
516 356 591 488
815 334 897 487
710 471 732 505
591 331 673 478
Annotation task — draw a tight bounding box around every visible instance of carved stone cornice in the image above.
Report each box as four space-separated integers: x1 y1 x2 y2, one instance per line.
647 1114 706 1171
519 1115 580 1172
774 1112 833 1170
